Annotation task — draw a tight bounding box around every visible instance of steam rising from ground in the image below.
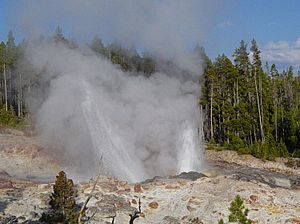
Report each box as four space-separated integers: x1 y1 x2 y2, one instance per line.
13 1 222 181
25 41 203 181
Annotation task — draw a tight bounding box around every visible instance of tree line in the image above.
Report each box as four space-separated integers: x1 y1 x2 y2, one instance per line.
0 27 156 127
200 39 300 159
0 27 299 159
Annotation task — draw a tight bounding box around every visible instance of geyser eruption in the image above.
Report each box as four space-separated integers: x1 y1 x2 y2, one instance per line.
177 124 202 173
81 80 146 182
13 0 222 182
24 41 204 182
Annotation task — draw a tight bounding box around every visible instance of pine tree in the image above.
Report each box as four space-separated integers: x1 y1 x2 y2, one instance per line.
251 39 266 143
0 42 6 109
228 195 252 224
233 40 253 145
49 171 79 224
6 30 17 66
218 219 225 224
213 54 239 144
90 36 105 55
53 26 68 44
200 50 216 141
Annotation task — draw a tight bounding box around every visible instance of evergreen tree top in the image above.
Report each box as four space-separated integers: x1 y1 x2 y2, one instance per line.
6 30 16 48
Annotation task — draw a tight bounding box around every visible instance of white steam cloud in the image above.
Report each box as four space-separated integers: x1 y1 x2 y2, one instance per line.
16 0 221 74
14 1 222 181
25 41 202 182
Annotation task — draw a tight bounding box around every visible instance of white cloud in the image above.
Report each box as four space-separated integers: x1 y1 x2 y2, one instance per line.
262 38 300 69
217 21 232 28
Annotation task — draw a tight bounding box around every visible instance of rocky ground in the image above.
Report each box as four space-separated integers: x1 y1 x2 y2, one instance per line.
0 128 60 182
0 128 300 223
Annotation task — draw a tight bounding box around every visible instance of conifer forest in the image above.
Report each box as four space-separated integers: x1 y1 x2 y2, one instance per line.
1 28 300 160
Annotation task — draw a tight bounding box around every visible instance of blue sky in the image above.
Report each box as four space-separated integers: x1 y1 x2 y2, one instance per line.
1 0 300 70
210 0 300 70
211 0 300 55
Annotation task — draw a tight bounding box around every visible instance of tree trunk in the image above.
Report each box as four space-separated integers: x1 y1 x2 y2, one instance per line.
199 106 204 142
210 82 214 140
236 78 239 136
3 63 8 111
253 124 257 142
275 102 278 142
259 72 264 130
254 70 265 143
17 73 22 117
281 105 284 140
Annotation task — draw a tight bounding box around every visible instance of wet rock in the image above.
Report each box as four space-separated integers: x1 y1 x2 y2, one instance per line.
273 177 291 188
142 175 164 183
175 171 207 181
206 149 300 176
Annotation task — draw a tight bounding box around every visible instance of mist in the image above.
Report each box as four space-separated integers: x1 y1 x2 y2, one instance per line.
15 0 221 74
14 1 223 181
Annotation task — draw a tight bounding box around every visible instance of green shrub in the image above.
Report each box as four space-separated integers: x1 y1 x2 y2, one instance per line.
0 105 18 127
41 171 79 224
228 195 252 224
275 143 289 158
230 136 245 151
217 195 252 224
218 219 225 224
292 149 300 158
237 147 251 155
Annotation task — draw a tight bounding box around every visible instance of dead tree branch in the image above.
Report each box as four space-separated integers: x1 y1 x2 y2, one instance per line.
129 198 142 224
111 214 116 224
78 155 103 223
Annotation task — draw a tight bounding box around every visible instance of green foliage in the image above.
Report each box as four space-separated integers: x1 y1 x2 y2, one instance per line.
217 195 252 224
229 136 245 151
218 219 225 224
201 38 300 158
40 210 65 224
42 171 79 224
6 30 17 66
0 105 18 127
228 195 252 224
292 149 300 158
90 36 105 55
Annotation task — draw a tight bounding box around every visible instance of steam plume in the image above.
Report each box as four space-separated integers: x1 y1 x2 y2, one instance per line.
13 1 222 181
